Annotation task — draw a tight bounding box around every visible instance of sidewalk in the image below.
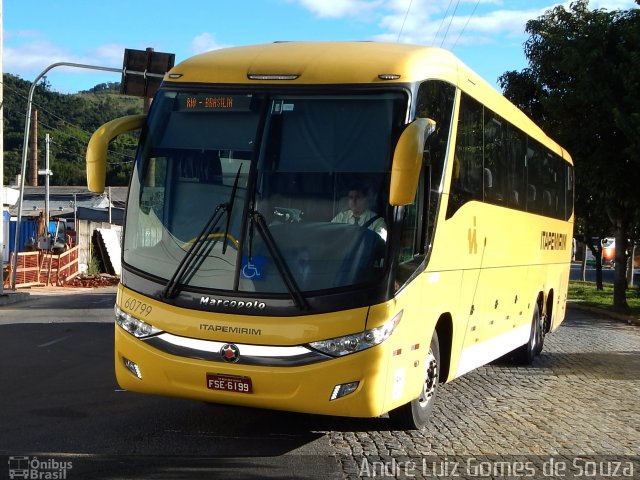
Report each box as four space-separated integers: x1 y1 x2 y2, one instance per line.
0 284 116 306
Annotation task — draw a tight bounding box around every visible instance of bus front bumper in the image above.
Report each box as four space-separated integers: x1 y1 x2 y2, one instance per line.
114 325 392 418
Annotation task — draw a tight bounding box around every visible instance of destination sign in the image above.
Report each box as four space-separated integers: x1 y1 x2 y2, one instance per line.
179 93 253 112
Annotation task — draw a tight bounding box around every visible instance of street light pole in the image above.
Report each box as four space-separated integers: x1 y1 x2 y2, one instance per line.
10 60 165 289
10 62 122 288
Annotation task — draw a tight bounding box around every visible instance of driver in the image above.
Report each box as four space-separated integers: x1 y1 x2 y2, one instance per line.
331 186 387 240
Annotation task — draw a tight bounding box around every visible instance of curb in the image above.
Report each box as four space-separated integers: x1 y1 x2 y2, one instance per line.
0 291 30 307
567 302 640 326
0 285 117 307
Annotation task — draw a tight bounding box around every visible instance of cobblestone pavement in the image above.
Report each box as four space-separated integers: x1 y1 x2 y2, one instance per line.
329 308 640 479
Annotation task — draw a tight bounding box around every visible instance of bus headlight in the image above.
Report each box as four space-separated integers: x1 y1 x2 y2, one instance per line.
308 311 402 357
115 305 162 338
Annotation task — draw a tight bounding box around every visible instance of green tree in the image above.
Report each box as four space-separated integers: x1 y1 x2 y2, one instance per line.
499 0 640 311
2 73 142 187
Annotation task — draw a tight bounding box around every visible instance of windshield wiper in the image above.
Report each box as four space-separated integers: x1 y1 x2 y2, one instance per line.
161 204 226 299
250 210 309 310
161 166 243 299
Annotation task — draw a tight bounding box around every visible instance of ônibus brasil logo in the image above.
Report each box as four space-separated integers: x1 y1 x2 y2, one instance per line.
8 456 73 479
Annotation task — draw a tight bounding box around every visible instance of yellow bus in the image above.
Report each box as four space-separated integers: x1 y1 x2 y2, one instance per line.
87 42 574 429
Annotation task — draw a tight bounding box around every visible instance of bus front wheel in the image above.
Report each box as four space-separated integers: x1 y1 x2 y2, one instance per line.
388 331 440 430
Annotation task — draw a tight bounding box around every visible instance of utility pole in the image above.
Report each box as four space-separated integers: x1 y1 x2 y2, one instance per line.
108 186 112 224
44 134 51 227
30 110 38 186
73 193 77 239
36 135 52 249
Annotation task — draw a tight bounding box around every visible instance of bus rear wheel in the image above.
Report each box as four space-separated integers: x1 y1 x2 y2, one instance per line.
388 331 440 430
514 302 543 365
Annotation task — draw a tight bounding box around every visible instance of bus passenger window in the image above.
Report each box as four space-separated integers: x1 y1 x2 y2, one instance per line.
483 113 507 204
415 80 455 250
506 126 526 210
565 165 574 220
526 141 545 215
447 93 483 218
415 80 455 194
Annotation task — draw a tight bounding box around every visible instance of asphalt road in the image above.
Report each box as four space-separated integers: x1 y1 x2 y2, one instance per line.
1 288 638 480
570 263 640 286
0 288 337 479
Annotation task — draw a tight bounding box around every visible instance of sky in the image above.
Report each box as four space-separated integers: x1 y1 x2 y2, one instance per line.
2 0 638 94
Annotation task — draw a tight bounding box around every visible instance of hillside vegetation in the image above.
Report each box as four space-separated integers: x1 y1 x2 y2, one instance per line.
3 74 144 186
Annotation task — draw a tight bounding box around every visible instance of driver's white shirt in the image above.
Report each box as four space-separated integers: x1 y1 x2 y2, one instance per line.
331 209 387 240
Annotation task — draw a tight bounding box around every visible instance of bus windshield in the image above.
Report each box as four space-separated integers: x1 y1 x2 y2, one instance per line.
124 90 407 296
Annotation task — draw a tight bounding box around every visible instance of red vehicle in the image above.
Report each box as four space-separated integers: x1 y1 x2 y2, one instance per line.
602 238 615 265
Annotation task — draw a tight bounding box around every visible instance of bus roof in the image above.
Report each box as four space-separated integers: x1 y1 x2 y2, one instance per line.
163 41 571 163
165 42 459 86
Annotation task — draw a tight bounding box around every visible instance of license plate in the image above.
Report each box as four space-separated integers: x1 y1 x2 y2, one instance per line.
206 373 253 394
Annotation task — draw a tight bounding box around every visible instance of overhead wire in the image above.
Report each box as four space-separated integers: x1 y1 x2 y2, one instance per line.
440 0 462 48
2 80 100 138
1 79 138 165
397 0 414 42
433 0 455 45
49 138 135 165
37 120 135 164
451 0 482 51
1 79 139 148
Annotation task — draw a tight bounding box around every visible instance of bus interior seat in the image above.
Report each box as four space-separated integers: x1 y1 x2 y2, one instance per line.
542 190 552 213
484 168 493 190
177 150 222 184
484 167 503 202
527 184 537 211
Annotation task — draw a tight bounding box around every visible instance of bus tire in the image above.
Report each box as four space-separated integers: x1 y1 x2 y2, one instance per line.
514 302 543 365
388 331 440 430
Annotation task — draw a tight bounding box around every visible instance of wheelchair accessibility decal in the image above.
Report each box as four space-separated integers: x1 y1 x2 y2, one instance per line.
241 256 265 280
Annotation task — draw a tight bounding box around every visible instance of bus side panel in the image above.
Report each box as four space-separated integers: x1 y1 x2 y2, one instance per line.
527 252 572 332
368 269 463 413
429 201 572 379
551 263 570 331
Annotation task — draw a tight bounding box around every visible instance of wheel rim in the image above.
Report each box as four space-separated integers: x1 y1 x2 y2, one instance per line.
532 309 542 352
418 350 438 408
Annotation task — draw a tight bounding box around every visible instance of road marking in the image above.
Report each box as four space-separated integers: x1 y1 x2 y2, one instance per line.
37 336 68 348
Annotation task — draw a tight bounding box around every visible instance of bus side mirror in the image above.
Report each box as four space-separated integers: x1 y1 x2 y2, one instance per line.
389 118 436 206
86 114 146 193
